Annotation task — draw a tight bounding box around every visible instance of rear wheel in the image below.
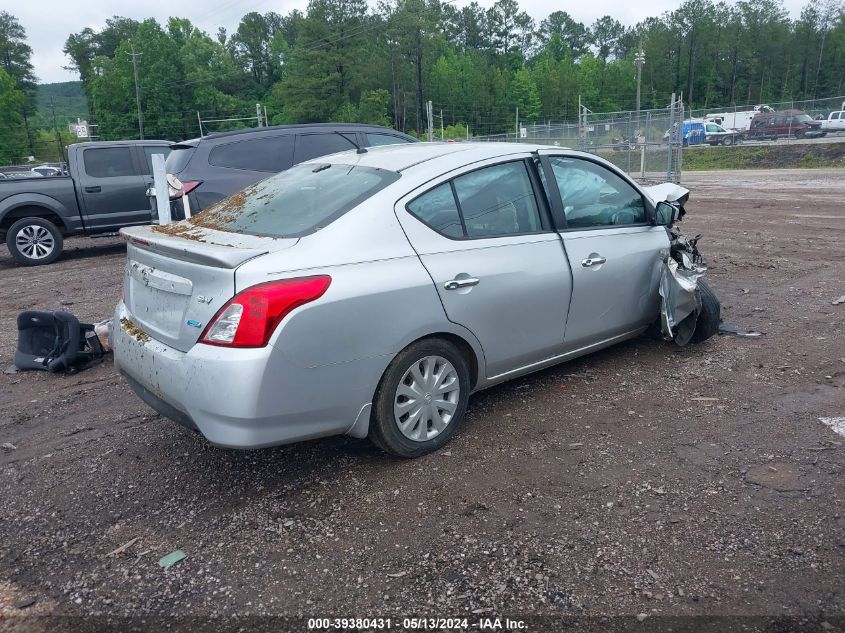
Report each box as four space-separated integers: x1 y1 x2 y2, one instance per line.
369 338 471 458
6 217 64 266
722 135 734 146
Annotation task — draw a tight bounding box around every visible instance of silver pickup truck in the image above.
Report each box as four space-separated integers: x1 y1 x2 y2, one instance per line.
1 140 170 266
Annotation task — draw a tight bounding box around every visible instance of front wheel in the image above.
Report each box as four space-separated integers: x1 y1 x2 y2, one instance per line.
369 338 471 458
722 136 734 146
6 217 64 266
690 280 721 344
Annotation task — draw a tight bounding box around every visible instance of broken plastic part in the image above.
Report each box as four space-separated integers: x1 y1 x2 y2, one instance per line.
718 322 763 337
659 225 707 345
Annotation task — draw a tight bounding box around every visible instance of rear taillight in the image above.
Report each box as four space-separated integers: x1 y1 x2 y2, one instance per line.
199 276 331 348
182 180 201 195
167 174 201 199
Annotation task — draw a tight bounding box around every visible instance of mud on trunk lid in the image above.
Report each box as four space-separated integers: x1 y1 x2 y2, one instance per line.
120 223 297 352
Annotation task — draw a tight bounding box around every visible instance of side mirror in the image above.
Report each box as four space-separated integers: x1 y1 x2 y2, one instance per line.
654 201 680 227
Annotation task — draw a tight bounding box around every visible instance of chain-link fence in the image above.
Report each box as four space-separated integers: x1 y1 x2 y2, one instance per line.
472 95 687 182
470 93 845 182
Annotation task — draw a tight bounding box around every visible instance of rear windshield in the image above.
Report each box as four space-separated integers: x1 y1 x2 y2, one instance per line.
190 163 400 237
165 146 196 174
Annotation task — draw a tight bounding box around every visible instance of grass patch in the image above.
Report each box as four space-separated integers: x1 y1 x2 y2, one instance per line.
681 141 845 170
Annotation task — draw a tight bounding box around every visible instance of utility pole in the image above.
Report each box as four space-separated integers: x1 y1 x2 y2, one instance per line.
635 49 646 115
426 101 434 142
440 109 444 141
48 96 64 161
128 46 144 139
515 107 519 141
256 103 264 127
578 95 582 150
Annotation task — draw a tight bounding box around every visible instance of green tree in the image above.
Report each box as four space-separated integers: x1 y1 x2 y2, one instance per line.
508 67 540 121
0 68 27 164
0 12 36 153
358 88 391 124
538 11 590 59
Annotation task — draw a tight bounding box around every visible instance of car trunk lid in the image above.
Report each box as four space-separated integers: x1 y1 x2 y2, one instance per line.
120 224 297 352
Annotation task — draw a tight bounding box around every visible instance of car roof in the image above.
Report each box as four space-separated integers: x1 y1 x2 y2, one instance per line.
184 123 414 145
70 140 171 148
303 142 559 173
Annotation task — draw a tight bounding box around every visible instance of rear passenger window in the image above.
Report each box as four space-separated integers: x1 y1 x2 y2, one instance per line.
407 183 463 238
208 135 295 172
453 162 542 237
294 133 358 163
366 133 411 146
83 148 135 178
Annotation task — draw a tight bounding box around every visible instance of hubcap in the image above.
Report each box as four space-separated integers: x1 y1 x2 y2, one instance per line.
394 355 460 442
15 225 55 260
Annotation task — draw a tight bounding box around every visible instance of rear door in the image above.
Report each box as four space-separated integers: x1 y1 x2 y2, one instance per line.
396 157 572 378
538 152 668 349
78 145 149 232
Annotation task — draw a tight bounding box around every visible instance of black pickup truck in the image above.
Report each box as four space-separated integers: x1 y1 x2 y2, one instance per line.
0 140 170 266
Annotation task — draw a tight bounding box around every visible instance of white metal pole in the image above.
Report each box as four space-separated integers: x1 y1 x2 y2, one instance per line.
152 153 170 225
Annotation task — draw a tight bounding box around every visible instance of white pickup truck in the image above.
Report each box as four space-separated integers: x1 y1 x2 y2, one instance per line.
817 111 845 133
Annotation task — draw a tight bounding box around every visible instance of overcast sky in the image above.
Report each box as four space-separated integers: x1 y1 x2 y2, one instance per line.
21 0 808 84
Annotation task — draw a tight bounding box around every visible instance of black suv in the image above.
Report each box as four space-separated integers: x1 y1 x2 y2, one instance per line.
161 123 418 218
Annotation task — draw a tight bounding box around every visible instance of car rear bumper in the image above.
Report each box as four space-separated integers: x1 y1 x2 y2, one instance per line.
113 302 377 448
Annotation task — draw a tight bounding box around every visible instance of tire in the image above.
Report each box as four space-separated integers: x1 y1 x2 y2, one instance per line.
722 135 734 146
6 217 64 266
690 280 720 344
369 338 471 458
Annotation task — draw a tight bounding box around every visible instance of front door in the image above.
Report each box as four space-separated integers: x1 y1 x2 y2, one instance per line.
539 153 669 349
396 159 573 378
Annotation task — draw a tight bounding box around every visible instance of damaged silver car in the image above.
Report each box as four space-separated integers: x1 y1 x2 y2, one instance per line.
113 143 718 458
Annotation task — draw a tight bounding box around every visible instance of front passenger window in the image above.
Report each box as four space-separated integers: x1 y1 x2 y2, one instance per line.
548 157 645 228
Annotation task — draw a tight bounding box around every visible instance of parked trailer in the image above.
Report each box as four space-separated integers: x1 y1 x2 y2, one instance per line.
704 104 775 133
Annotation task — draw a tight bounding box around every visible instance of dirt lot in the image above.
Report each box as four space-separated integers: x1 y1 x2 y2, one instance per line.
0 169 843 631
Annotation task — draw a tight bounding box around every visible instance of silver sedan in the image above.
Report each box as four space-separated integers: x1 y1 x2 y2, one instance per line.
113 143 708 457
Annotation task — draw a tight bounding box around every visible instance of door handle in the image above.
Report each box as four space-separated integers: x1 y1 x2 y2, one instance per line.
444 277 480 290
581 256 607 267
84 186 101 193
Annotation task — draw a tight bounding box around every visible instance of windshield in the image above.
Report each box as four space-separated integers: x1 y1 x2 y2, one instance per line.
795 114 813 123
190 163 400 238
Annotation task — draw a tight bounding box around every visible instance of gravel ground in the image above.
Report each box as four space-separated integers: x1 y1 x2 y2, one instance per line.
0 169 843 632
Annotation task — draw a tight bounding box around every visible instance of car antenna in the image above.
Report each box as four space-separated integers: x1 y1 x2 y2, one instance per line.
335 131 367 154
